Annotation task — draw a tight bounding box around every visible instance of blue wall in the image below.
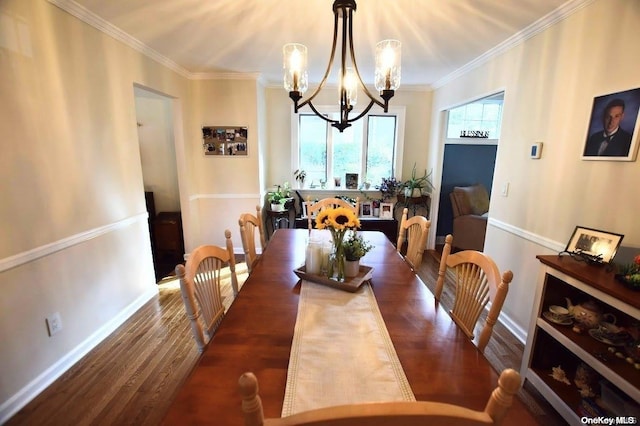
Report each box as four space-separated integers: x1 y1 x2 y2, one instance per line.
436 144 497 238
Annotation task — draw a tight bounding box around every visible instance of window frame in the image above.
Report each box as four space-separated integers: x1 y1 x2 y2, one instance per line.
290 105 406 186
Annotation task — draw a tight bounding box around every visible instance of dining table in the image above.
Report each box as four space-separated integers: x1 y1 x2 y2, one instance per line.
163 229 540 425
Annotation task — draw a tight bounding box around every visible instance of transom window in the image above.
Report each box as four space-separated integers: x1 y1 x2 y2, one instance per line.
446 95 503 140
292 106 405 188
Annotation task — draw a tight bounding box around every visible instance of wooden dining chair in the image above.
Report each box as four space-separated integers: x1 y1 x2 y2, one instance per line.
396 207 430 270
434 234 513 352
305 197 360 230
239 368 521 426
239 205 267 273
175 229 238 351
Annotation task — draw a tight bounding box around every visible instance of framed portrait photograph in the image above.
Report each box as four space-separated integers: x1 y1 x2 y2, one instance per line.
345 173 359 189
360 201 373 218
581 87 640 161
202 126 248 156
379 202 394 220
564 226 624 264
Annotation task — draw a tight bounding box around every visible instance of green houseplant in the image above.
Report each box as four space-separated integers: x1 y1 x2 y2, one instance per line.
401 164 434 198
342 232 373 278
294 169 307 188
343 233 373 261
267 183 291 211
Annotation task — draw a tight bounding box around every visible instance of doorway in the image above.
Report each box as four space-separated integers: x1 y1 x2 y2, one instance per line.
134 86 183 282
435 92 504 248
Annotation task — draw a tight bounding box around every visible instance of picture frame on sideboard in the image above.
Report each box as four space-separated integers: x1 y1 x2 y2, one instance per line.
379 202 394 219
563 225 624 264
360 201 373 218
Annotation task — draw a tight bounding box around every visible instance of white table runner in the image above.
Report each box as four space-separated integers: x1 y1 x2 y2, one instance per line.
282 280 415 416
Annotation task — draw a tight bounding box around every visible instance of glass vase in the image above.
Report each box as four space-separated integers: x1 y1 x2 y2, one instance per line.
327 230 346 281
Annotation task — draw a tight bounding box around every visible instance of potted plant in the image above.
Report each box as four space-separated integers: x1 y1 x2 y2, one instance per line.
294 169 307 189
342 232 373 277
267 183 291 212
401 164 434 198
376 176 401 201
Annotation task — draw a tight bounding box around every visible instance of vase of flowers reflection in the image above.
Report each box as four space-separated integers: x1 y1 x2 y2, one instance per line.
315 207 360 282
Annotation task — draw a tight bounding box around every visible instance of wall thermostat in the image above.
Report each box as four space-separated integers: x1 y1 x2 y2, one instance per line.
530 142 543 159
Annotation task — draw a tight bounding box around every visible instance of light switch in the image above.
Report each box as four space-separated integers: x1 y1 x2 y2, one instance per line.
501 182 510 197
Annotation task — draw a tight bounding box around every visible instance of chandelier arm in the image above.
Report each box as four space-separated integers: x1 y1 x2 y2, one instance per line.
296 7 341 111
307 101 340 126
339 5 350 125
346 100 377 123
345 8 388 111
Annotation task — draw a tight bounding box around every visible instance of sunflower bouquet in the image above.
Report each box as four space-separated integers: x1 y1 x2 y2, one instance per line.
315 207 361 280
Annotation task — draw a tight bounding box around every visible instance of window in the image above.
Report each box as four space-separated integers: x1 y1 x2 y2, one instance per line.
446 95 503 139
292 106 405 188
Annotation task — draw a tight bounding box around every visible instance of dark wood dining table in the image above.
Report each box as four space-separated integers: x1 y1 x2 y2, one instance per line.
163 229 540 425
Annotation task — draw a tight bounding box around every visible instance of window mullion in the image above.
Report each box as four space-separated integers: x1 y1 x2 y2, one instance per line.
362 116 369 180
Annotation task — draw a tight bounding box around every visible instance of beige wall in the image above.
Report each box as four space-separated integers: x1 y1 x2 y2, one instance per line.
429 0 640 339
135 91 181 213
0 0 190 419
186 78 263 250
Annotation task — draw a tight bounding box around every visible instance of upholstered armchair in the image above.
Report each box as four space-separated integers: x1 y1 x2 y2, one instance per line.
449 184 490 251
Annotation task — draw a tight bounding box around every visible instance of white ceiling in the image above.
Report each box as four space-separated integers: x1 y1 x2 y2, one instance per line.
63 0 580 87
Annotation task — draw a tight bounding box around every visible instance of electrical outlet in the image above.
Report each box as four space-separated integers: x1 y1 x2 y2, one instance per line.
46 312 63 336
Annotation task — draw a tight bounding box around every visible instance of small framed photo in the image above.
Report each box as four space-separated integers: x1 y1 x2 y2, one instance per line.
581 87 640 161
202 126 248 156
564 226 624 264
379 202 394 220
345 173 359 189
360 201 373 218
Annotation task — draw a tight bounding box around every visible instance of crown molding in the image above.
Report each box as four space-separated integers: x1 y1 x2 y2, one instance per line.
49 0 594 87
432 0 595 88
47 0 193 78
190 72 262 81
48 0 263 82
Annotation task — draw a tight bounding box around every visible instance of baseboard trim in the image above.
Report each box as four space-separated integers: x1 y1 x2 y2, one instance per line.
0 213 149 273
0 286 158 424
497 311 528 345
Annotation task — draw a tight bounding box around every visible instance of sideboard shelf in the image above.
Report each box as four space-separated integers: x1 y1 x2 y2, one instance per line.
522 255 640 423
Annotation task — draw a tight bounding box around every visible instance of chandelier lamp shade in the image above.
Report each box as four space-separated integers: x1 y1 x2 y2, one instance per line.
283 0 401 132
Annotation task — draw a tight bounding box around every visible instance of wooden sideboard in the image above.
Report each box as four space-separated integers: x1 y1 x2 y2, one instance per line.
521 255 640 422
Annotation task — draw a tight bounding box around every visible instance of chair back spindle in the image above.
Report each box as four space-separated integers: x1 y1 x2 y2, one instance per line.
435 235 513 352
176 229 238 351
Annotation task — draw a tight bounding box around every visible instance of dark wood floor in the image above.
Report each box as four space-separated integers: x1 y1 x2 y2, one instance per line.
7 251 566 425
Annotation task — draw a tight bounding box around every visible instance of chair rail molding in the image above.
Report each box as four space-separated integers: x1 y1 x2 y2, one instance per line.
0 213 149 273
488 218 566 253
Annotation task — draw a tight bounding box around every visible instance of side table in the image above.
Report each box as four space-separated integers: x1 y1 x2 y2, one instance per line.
266 201 295 238
395 194 431 219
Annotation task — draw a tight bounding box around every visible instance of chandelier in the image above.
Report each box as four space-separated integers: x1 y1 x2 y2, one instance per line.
283 0 401 132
